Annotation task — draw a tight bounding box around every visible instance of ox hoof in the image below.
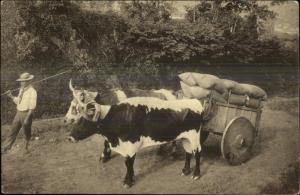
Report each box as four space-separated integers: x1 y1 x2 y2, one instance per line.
191 175 200 180
123 184 131 189
181 168 191 176
99 153 111 163
123 181 134 189
101 156 111 163
171 151 179 159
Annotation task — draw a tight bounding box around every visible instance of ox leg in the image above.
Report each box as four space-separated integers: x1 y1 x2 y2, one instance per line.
123 154 136 188
192 149 201 180
100 140 111 163
157 144 167 155
181 152 192 176
171 141 178 157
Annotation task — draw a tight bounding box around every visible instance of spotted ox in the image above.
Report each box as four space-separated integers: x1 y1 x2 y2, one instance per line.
65 80 179 162
68 96 205 188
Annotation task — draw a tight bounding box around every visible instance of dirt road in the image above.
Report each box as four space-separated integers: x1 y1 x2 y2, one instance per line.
1 106 299 193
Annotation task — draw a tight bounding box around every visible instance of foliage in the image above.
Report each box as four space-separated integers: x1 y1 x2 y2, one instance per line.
119 0 173 24
70 10 130 67
121 21 224 63
10 0 296 69
1 0 18 69
14 0 89 70
185 0 276 38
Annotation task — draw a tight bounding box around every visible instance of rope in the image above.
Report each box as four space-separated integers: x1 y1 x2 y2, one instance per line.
1 69 72 96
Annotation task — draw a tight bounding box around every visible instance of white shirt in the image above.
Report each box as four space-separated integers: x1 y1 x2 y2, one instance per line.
13 85 37 111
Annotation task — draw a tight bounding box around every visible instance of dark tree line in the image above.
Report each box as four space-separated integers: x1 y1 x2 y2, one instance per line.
3 0 295 71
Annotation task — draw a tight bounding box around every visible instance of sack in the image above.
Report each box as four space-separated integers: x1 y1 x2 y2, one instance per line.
180 81 193 98
231 83 249 95
214 80 228 94
228 94 247 106
239 84 267 100
178 72 197 86
190 86 211 99
192 73 220 89
246 98 261 109
228 93 261 108
210 90 227 103
152 89 176 100
221 79 237 90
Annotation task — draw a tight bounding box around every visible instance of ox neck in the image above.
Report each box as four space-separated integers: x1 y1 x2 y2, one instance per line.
99 105 111 119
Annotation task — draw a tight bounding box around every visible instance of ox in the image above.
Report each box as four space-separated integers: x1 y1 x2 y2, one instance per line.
68 95 205 188
66 81 178 162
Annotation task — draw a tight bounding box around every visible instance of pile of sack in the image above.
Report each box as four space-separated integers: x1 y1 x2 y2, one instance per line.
178 72 267 109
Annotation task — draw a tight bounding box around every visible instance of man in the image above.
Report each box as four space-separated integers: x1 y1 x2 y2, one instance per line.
2 72 37 153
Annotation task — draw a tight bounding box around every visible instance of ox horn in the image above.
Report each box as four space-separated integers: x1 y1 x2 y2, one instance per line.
69 79 86 107
69 79 75 92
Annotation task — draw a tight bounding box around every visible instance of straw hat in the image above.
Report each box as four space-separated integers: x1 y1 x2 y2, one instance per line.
16 72 34 82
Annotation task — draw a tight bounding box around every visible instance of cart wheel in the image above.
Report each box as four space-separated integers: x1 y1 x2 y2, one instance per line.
221 117 255 165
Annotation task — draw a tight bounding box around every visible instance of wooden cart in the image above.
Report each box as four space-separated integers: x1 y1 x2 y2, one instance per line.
201 91 263 165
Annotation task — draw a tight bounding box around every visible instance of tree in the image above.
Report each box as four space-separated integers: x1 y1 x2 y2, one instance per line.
119 0 173 24
1 0 19 69
120 20 224 64
185 0 276 38
14 0 89 71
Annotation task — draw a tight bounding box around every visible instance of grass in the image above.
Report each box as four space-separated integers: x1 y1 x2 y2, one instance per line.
265 96 299 116
260 162 299 194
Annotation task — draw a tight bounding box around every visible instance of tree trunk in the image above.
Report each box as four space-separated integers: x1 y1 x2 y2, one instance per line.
211 0 221 23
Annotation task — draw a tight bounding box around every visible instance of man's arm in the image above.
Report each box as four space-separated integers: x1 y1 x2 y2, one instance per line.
6 90 18 104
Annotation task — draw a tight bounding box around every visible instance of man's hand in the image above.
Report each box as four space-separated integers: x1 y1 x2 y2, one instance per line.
6 90 13 98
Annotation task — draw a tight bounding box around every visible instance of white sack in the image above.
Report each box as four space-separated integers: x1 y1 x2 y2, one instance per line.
190 86 211 99
221 79 238 90
178 72 197 86
192 73 220 89
239 84 267 100
180 81 193 98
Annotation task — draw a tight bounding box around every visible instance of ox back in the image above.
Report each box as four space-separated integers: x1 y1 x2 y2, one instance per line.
122 88 167 100
93 88 169 105
94 90 125 105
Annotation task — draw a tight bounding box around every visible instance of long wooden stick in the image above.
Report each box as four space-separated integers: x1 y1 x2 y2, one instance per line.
1 69 72 96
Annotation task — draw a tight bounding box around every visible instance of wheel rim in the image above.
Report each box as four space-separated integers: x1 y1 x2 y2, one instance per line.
221 117 255 165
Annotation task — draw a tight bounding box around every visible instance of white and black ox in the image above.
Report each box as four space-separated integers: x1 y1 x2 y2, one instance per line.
65 81 178 162
68 83 206 188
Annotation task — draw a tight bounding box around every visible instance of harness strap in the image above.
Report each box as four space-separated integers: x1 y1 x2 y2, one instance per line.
93 104 101 122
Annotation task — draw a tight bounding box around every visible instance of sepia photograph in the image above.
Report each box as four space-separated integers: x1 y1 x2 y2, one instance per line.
1 0 299 194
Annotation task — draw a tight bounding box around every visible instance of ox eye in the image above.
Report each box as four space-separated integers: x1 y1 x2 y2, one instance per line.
77 106 84 113
79 93 85 101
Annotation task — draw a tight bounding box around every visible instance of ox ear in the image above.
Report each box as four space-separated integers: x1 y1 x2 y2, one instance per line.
89 91 98 100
